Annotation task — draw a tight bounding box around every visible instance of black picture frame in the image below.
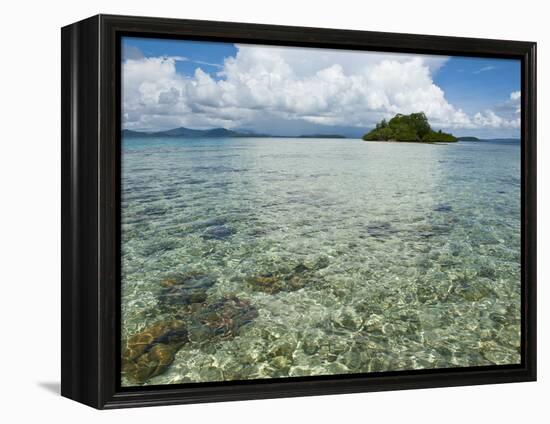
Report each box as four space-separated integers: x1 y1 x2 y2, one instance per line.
61 14 537 409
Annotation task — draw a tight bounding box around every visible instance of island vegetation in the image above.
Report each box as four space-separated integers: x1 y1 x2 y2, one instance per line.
456 136 481 141
362 112 457 142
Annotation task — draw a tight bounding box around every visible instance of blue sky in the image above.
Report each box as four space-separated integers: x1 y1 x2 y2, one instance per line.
123 38 237 79
433 57 520 117
122 37 521 138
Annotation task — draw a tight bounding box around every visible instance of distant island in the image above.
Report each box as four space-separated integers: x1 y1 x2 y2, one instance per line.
456 136 481 141
122 127 265 138
122 127 348 139
362 112 457 143
298 134 346 139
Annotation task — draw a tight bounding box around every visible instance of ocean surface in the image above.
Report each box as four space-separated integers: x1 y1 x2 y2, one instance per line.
121 137 521 386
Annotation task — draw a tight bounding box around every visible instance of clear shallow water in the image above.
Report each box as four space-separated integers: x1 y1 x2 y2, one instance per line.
121 137 521 386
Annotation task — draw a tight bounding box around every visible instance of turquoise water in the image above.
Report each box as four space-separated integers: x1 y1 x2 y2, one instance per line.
121 137 521 386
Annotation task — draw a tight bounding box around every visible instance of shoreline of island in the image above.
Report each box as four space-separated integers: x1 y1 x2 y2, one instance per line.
362 112 459 143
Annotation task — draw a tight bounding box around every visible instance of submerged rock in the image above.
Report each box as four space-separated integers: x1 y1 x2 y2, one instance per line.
248 271 310 294
433 204 453 213
248 260 328 294
188 296 259 342
301 328 326 355
271 355 291 372
193 216 236 240
366 221 397 239
330 307 363 331
195 216 227 228
314 256 330 270
293 263 310 274
248 273 284 294
202 225 235 240
123 295 259 382
268 339 297 359
158 272 216 309
454 278 495 302
122 320 189 383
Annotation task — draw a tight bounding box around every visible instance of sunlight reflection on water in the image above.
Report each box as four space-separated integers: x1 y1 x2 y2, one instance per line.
121 137 521 386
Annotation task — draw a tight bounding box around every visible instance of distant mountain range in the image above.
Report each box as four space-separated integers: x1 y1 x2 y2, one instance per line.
122 127 347 139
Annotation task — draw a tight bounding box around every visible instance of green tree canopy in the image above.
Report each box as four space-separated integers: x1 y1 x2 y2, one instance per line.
363 112 457 142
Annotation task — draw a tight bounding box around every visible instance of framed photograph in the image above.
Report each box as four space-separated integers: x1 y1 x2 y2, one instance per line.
61 14 536 409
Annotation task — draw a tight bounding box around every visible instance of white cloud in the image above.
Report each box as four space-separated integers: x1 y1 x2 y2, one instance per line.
164 55 187 62
193 60 223 69
489 90 521 127
473 65 497 74
469 90 521 131
509 91 521 114
122 45 519 135
473 110 520 129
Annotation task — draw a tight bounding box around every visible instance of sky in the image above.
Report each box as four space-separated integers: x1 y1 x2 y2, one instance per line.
122 36 521 139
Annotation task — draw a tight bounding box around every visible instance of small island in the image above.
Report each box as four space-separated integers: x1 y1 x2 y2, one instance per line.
362 112 457 143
